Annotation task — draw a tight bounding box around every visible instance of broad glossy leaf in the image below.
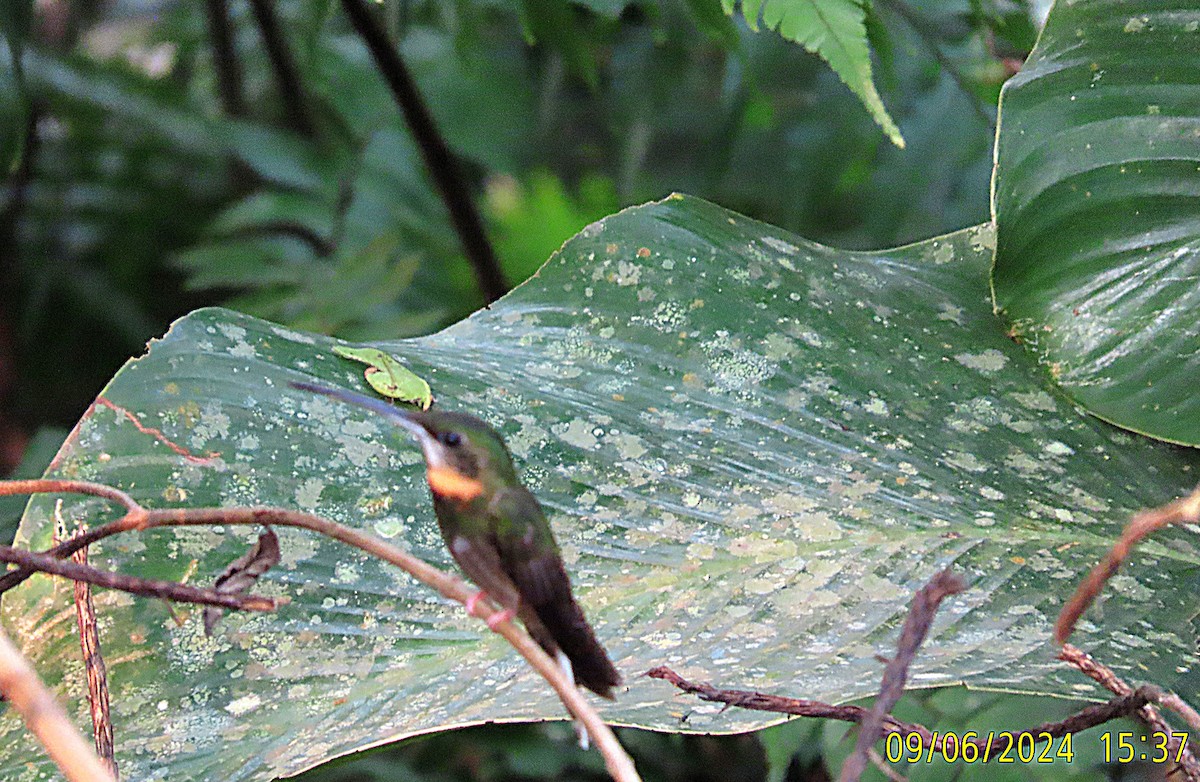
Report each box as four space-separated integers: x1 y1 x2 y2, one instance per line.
2 197 1198 782
992 0 1200 445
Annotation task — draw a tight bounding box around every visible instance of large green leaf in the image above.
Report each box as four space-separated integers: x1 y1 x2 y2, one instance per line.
991 0 1200 446
3 196 1198 780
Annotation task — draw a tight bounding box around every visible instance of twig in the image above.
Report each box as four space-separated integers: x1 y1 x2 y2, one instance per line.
0 479 639 782
0 479 139 594
648 665 903 725
647 666 1160 756
94 397 220 464
1058 643 1131 695
841 569 966 782
869 747 907 782
0 544 280 612
246 0 315 136
201 0 246 118
1060 644 1200 781
338 0 509 303
1056 486 1200 645
0 624 118 782
56 505 118 779
71 542 117 778
1160 692 1200 735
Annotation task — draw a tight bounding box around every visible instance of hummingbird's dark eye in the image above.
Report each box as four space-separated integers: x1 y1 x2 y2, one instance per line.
439 431 462 447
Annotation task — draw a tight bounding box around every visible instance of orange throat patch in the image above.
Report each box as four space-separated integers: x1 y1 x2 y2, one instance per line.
426 466 484 502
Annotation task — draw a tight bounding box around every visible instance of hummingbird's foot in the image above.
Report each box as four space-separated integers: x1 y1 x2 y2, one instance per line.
485 608 516 630
465 590 487 616
465 590 516 629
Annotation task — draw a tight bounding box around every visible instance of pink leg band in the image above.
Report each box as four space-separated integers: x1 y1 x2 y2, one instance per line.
465 590 486 616
486 608 515 630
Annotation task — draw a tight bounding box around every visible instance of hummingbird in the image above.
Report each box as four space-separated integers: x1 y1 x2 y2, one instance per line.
291 382 622 699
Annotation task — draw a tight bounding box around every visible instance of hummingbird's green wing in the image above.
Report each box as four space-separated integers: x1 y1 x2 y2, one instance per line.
489 487 622 698
434 504 565 678
488 487 561 595
440 526 523 613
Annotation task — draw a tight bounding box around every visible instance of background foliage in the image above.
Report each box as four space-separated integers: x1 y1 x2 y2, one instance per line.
4 1 1157 781
0 0 1030 458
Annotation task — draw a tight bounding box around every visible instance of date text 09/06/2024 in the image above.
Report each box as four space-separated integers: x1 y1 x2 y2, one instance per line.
884 731 1190 764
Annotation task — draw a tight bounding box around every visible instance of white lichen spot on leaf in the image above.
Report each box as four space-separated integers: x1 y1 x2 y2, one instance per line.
1124 16 1148 32
553 418 599 449
937 303 965 325
610 431 648 460
793 511 843 542
294 477 326 511
954 350 1009 373
943 451 989 473
225 694 263 716
1044 441 1076 457
194 403 232 445
1010 390 1057 411
762 236 799 255
703 332 777 393
615 260 643 286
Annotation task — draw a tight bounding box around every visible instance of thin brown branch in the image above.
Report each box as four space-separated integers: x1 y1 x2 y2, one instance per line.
648 666 1160 757
0 544 280 612
245 0 314 136
0 624 118 782
338 0 509 303
94 397 221 464
1058 643 1130 694
0 480 142 593
1160 692 1200 735
868 747 907 782
647 665 898 725
67 522 117 778
1060 644 1200 781
201 0 246 117
0 478 138 510
0 479 639 782
1057 486 1200 645
841 569 966 782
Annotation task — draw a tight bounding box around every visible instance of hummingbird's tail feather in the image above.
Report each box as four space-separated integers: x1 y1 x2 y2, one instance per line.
520 602 624 700
532 592 623 699
508 549 622 699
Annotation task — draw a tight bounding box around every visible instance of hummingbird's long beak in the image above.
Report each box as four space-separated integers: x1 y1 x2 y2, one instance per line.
290 382 440 460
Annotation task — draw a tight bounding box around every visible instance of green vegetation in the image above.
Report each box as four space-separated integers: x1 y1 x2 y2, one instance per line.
3 1 1195 781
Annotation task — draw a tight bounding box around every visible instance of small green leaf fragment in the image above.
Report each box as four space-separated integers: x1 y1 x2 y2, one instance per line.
331 346 433 410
